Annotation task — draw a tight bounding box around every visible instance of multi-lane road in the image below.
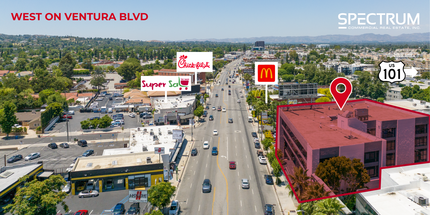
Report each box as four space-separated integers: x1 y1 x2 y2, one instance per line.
177 58 280 215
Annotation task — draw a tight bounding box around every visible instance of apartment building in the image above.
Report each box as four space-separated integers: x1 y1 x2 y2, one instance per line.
277 99 429 191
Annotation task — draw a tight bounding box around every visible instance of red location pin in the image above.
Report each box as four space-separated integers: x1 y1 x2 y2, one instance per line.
330 77 352 110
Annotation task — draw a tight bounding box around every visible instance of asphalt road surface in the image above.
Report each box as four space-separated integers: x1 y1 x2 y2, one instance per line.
176 58 279 215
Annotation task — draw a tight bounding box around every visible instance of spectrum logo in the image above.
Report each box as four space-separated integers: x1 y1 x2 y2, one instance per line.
255 62 278 85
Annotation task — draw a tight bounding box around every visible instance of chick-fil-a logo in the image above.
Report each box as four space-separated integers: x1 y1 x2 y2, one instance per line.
178 55 210 70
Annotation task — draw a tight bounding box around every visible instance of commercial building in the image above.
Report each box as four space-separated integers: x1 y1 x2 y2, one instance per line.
273 83 319 103
69 152 164 195
356 162 430 214
386 99 430 115
277 99 429 194
151 95 196 125
157 69 206 84
255 41 265 48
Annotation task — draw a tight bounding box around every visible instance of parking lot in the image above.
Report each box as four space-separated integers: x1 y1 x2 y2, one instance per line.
1 141 127 171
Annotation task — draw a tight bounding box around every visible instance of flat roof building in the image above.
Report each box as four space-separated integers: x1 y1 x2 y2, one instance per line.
277 99 429 199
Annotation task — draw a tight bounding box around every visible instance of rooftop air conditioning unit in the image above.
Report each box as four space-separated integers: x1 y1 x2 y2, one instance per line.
426 106 430 108
146 157 152 163
407 98 413 101
413 103 417 106
423 176 429 181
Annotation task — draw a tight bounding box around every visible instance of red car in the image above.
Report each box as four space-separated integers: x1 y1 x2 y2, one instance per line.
63 115 72 119
74 210 88 215
229 161 236 169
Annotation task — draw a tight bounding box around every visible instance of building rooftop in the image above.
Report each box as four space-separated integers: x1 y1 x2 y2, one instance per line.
386 99 430 111
0 163 42 193
360 163 430 215
73 151 160 172
151 95 195 110
281 100 425 149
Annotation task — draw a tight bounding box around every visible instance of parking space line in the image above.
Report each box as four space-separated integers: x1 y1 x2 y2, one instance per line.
90 210 93 215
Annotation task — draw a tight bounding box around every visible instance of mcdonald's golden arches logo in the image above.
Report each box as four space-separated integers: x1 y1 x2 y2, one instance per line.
257 64 276 82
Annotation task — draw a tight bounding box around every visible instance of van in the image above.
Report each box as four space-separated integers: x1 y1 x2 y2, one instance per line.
108 108 113 113
248 117 253 123
78 140 87 147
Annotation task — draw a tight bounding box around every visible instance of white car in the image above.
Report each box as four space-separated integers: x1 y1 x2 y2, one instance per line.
129 113 136 118
62 182 71 193
212 107 216 110
203 141 209 149
68 110 75 115
78 190 99 198
237 99 241 103
66 164 75 172
213 130 218 136
222 108 226 112
259 156 267 165
25 152 40 161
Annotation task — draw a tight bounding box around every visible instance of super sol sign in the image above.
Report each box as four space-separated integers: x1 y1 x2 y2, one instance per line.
141 76 191 91
176 52 213 73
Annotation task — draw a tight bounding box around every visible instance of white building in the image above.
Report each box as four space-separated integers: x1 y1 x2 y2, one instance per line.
356 162 430 215
151 95 196 125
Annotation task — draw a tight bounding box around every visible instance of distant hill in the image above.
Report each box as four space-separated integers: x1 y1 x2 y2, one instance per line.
179 33 430 44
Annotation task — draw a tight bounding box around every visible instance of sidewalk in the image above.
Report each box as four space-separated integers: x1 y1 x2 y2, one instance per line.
170 134 195 197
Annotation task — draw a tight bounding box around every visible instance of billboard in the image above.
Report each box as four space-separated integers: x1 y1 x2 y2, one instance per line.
176 52 213 73
141 76 191 91
154 147 165 154
172 129 183 140
129 190 148 203
254 62 278 85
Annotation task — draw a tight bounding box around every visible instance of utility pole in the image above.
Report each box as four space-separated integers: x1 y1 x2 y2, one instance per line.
66 117 69 142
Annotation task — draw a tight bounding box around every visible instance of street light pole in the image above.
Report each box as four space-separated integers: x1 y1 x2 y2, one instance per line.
66 117 69 142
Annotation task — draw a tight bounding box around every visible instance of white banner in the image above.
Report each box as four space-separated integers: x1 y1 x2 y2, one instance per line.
154 147 165 154
176 52 213 72
129 190 148 203
172 129 183 140
141 76 191 91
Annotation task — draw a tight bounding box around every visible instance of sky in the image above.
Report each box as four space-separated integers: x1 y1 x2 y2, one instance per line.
0 0 429 41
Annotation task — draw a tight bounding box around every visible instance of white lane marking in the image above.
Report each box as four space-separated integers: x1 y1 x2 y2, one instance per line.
199 205 201 211
90 210 93 215
255 205 257 212
241 200 242 207
236 152 237 156
248 164 249 168
190 183 193 188
250 175 252 180
237 172 239 176
204 175 206 179
194 171 195 175
227 137 228 160
206 163 208 168
246 155 247 159
252 189 254 195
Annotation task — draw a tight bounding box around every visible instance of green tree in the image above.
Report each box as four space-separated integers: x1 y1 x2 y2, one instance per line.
295 74 305 82
144 210 163 215
194 106 204 118
59 53 77 79
288 166 310 199
99 115 113 128
377 97 384 103
5 175 68 215
315 97 330 103
147 182 176 210
41 102 63 128
15 58 28 71
90 68 107 90
82 58 93 71
0 101 18 137
421 72 430 80
314 198 344 215
117 58 143 80
281 74 294 82
302 182 331 200
80 120 90 129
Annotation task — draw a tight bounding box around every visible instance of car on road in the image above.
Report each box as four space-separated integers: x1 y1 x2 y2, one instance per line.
251 132 258 138
169 200 180 215
228 92 231 95
213 130 218 136
25 152 40 161
191 148 198 156
217 106 222 111
62 182 71 193
242 179 250 189
228 118 233 123
78 190 99 198
63 114 72 119
229 161 236 169
265 175 274 185
212 147 218 155
109 97 113 100
127 203 140 215
78 140 87 147
222 108 226 112
206 105 209 110
203 141 209 149
203 111 207 117
48 142 58 149
254 137 260 143
209 115 214 121
237 99 240 103
113 203 126 215
264 204 275 215
59 142 69 148
255 142 261 149
212 106 216 110
202 179 212 193
216 94 218 97
74 210 89 215
259 156 267 164
82 149 94 157
7 154 23 163
221 88 224 91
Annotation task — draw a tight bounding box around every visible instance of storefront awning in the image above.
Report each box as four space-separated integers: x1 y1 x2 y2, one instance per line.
179 114 194 119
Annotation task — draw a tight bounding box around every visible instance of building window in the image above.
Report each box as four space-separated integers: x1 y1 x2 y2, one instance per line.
386 153 395 166
366 166 379 178
367 128 376 136
382 128 396 138
387 140 395 151
416 124 428 134
415 149 427 163
415 136 427 147
364 151 379 163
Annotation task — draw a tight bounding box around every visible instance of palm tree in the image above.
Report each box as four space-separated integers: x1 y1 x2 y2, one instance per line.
286 184 295 198
288 166 310 199
314 198 344 215
302 182 331 200
297 201 316 215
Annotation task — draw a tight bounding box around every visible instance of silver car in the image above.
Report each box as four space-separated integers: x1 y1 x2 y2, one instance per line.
242 179 250 189
78 190 99 198
62 182 71 193
25 152 40 161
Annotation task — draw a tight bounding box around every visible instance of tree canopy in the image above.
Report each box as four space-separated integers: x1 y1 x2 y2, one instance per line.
147 182 176 210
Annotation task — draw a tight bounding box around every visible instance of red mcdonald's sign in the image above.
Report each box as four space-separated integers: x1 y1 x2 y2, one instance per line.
257 64 276 82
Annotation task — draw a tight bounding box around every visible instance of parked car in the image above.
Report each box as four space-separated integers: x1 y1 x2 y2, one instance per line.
60 142 69 148
7 154 23 163
68 110 75 115
78 140 87 147
229 161 236 169
212 147 218 155
228 118 233 123
66 164 75 172
74 210 89 215
255 142 261 149
127 203 140 215
82 149 94 157
86 179 95 190
237 99 241 103
203 141 209 149
251 132 258 138
264 204 275 215
241 178 250 189
203 111 207 117
62 182 71 193
169 200 180 215
129 113 136 118
265 175 274 185
63 115 72 119
113 203 126 215
259 156 267 164
48 142 58 149
202 179 212 193
191 148 198 156
25 152 40 161
90 117 100 121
